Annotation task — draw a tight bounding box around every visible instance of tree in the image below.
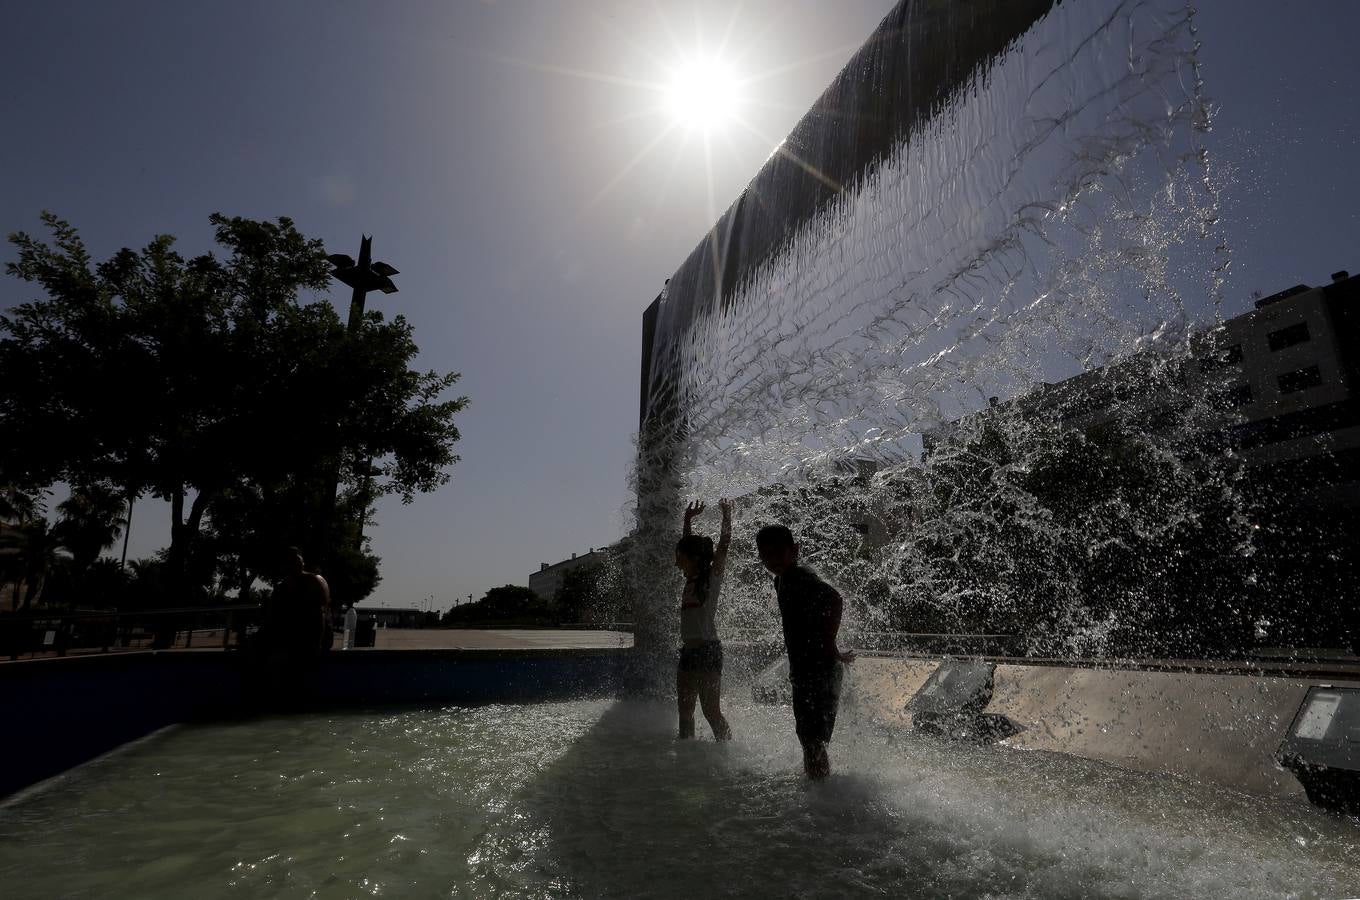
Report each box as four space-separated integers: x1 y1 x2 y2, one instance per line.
2 213 467 605
0 518 67 612
888 411 1253 657
0 486 46 610
0 486 43 524
442 585 555 627
125 556 172 608
555 563 607 625
1242 465 1359 649
53 483 125 574
0 483 130 611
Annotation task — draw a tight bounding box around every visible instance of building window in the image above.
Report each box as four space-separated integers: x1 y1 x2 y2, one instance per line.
1278 365 1322 394
1212 384 1253 409
1200 343 1243 372
1268 321 1310 352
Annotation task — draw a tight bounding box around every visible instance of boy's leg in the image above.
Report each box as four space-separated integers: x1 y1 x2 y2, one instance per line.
791 678 815 773
821 663 843 742
698 672 732 741
792 668 841 778
803 742 830 779
677 664 699 739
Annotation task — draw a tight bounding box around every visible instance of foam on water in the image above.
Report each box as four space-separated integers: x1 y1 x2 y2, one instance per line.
2 700 1357 898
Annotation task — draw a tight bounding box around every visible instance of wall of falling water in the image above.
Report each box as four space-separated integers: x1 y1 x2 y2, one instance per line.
631 0 1245 681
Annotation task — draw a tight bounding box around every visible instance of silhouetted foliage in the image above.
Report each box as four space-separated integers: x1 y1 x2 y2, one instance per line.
0 483 129 610
54 483 126 575
125 556 173 608
441 585 556 627
885 416 1254 657
553 562 628 625
0 518 66 612
0 486 43 523
1243 466 1360 650
1 213 467 607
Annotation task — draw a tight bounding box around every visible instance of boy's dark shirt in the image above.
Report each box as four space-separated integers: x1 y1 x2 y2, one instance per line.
775 565 842 678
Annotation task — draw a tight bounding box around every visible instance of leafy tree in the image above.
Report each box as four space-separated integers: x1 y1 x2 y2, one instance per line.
125 556 172 608
1242 466 1359 649
0 483 128 611
53 483 126 574
0 487 45 610
0 486 43 524
74 558 132 609
1 213 467 605
442 585 555 626
886 413 1252 656
555 563 610 625
0 518 68 612
322 538 382 610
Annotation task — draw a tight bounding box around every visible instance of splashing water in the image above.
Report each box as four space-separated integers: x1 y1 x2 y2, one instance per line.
0 4 1350 896
631 0 1243 669
4 701 1358 898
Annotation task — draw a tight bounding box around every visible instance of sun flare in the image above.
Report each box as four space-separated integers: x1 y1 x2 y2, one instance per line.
664 60 742 132
489 6 826 222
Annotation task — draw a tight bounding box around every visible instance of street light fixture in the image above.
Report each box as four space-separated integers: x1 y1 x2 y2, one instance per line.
327 234 399 333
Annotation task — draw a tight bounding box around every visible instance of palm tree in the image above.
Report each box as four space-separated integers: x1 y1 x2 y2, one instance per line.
0 486 43 524
54 484 126 574
0 485 124 612
0 519 68 612
0 488 48 612
0 529 20 612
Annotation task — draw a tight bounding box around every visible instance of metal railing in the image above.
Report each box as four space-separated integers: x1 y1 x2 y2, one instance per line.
0 605 262 661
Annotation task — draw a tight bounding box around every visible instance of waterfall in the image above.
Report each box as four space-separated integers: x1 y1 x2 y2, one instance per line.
632 0 1229 685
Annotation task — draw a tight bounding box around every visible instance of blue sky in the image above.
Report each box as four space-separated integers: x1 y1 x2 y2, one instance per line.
2 1 1357 610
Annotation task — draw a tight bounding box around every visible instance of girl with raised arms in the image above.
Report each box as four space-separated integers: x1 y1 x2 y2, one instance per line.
675 498 733 741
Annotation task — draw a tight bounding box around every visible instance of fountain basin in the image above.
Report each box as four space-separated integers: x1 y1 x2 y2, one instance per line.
3 696 1358 898
0 647 625 799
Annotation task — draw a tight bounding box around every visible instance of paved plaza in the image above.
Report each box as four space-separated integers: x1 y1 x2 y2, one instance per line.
370 628 633 651
1 627 634 662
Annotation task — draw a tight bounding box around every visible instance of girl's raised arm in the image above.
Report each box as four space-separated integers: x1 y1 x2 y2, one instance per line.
683 500 705 537
717 498 733 554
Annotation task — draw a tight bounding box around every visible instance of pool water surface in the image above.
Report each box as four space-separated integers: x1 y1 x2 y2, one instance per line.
2 697 1358 898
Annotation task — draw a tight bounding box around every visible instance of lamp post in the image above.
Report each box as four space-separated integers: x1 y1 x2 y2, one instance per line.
322 236 399 565
328 235 399 335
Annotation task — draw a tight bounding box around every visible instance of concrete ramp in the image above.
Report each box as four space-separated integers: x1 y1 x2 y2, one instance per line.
802 654 1360 800
988 664 1355 797
751 657 792 705
753 655 939 726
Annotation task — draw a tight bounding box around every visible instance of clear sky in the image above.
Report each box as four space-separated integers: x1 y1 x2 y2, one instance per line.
2 1 1357 611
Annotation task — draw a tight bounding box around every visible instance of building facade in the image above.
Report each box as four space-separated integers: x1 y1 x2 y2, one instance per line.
1195 271 1359 474
924 269 1359 499
528 547 611 600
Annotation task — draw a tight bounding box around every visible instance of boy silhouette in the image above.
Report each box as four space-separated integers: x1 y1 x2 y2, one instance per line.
756 525 854 778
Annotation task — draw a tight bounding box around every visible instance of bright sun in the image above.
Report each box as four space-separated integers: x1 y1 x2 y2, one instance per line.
664 61 742 132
